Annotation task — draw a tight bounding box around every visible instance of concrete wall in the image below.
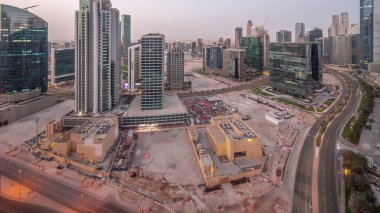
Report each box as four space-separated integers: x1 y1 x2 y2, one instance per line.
0 89 41 102
0 95 58 127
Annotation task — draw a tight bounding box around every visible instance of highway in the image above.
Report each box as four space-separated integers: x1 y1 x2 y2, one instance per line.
292 71 357 213
0 156 134 213
318 73 360 213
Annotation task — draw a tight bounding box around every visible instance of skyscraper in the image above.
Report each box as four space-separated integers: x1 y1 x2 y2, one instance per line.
329 15 340 36
361 0 374 70
223 49 248 80
240 37 263 74
197 38 203 53
121 15 131 57
167 47 184 91
369 0 380 73
276 30 292 42
247 20 253 37
295 22 305 42
75 0 121 115
340 12 350 35
141 33 165 110
307 28 323 42
235 27 243 48
218 37 225 47
50 48 75 87
0 4 48 93
225 37 232 49
128 44 141 91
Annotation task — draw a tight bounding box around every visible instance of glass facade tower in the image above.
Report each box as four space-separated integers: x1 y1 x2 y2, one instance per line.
269 43 322 98
240 37 263 74
360 0 374 70
0 4 48 93
121 15 131 57
141 33 165 110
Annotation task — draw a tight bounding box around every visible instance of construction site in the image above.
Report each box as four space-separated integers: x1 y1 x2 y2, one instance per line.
182 96 237 125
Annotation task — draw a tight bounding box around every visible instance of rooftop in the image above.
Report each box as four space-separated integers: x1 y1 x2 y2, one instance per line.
126 94 188 117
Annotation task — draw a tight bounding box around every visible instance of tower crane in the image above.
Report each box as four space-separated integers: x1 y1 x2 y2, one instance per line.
23 5 39 11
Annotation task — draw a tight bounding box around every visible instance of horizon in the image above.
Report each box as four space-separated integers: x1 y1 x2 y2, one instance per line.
1 0 359 42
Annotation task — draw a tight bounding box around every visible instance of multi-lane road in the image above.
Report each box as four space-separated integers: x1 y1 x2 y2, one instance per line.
292 71 359 213
318 73 360 213
0 156 133 213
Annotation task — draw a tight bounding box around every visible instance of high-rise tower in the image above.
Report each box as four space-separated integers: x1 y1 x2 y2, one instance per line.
140 33 165 110
0 4 48 94
247 20 253 37
295 23 305 42
369 0 380 73
360 0 374 70
340 12 350 35
121 15 131 57
235 27 243 48
75 0 121 115
167 47 184 91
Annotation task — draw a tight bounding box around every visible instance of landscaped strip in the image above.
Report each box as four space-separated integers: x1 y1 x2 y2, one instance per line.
275 97 314 112
343 79 379 144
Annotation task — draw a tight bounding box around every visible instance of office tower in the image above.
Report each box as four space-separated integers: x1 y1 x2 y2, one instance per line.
247 20 253 37
197 38 203 53
307 28 323 42
225 37 232 49
340 12 350 35
140 33 165 110
269 42 322 98
127 44 141 91
0 4 48 93
235 27 243 48
191 41 197 53
240 37 263 74
50 48 75 87
329 15 340 36
276 30 292 42
295 22 305 42
203 46 223 70
249 25 270 69
167 47 184 90
75 0 121 115
369 0 380 73
223 49 248 80
361 0 374 70
218 37 224 47
121 15 131 57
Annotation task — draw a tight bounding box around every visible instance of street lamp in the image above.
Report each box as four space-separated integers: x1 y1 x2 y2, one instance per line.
34 116 39 145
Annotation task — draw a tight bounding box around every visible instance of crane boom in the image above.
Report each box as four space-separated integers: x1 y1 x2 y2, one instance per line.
24 5 39 11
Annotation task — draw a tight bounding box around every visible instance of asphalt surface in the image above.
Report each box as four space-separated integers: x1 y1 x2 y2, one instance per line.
318 73 360 213
292 71 357 213
0 156 134 213
0 196 58 213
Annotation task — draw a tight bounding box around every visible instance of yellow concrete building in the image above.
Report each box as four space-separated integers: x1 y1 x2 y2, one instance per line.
188 114 266 187
42 116 119 163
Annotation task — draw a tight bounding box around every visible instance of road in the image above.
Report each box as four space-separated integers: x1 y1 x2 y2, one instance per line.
292 71 357 213
0 156 134 213
0 196 59 213
318 73 360 213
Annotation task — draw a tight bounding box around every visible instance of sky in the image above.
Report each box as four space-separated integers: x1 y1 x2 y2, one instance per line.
1 0 359 42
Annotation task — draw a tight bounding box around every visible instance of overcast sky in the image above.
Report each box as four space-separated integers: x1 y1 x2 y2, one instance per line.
1 0 359 42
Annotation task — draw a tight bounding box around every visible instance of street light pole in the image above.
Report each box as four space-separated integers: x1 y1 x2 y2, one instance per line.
34 116 39 145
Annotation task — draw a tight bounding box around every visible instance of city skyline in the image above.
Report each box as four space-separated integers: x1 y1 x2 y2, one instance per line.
2 0 359 42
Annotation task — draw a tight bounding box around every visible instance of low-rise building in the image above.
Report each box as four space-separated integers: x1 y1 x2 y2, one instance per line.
189 114 266 188
48 116 119 163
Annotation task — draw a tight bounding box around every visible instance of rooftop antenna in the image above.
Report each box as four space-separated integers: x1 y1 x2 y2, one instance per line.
23 5 39 11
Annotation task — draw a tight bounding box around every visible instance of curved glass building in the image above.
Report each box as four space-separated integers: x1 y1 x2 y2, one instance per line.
0 4 48 93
